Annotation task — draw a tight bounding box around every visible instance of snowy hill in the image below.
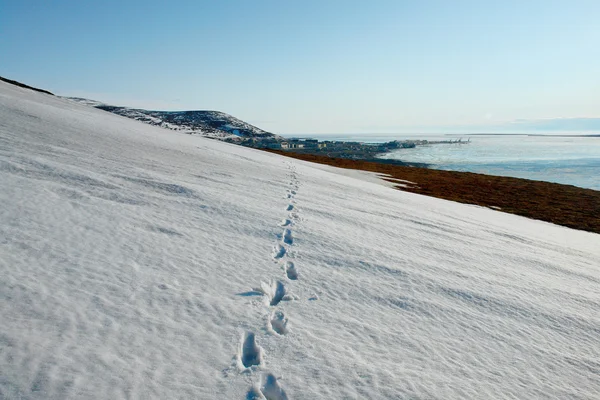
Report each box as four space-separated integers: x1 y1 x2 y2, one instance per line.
66 97 281 141
2 80 600 399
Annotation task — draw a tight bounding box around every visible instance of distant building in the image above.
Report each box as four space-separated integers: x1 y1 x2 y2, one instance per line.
266 142 282 149
284 139 306 149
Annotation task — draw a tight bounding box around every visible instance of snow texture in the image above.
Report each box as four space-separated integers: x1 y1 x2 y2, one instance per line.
2 81 600 399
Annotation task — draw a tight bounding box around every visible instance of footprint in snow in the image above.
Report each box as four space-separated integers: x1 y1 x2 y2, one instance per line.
246 388 263 400
279 219 291 227
282 229 293 245
239 332 264 369
286 204 294 211
261 280 290 306
284 261 298 280
269 310 289 335
272 244 286 259
247 373 289 400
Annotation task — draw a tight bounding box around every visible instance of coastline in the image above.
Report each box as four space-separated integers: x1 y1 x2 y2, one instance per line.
361 157 430 168
264 149 600 235
376 135 600 191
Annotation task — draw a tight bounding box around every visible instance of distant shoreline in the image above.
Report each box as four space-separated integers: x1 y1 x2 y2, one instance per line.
362 158 430 168
263 149 600 235
286 133 600 139
464 133 600 137
249 137 463 165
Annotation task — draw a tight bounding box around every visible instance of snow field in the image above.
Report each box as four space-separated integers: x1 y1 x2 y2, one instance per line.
234 162 302 399
1 81 600 399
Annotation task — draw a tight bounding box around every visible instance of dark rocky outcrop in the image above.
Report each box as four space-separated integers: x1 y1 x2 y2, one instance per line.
0 76 54 95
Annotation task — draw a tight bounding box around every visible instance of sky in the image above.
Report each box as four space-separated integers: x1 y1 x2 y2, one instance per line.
1 0 599 134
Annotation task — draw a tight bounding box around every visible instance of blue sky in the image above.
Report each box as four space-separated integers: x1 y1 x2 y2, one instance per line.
1 0 599 134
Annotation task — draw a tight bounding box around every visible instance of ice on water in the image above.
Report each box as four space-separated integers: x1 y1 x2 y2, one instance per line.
382 134 600 190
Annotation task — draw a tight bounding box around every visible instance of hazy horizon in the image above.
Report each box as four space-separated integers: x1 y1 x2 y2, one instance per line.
282 128 600 137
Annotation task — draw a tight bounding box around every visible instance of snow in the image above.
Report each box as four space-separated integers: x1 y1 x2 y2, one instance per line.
320 168 419 189
1 81 600 399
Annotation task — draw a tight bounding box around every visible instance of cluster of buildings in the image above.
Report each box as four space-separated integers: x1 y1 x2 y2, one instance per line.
280 138 325 149
242 137 444 161
244 138 327 150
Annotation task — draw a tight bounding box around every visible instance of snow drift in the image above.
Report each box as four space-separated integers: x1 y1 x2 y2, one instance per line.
1 81 599 399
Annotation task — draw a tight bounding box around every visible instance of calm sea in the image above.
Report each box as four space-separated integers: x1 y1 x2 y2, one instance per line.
292 134 600 191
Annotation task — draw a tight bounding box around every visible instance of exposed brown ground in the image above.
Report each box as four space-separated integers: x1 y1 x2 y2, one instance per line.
265 150 600 235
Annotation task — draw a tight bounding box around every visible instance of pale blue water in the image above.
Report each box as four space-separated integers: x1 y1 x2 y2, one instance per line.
292 134 600 190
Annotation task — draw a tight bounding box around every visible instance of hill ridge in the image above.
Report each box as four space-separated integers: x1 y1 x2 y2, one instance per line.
67 97 281 141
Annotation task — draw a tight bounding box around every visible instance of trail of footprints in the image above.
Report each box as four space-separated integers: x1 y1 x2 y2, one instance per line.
236 163 303 400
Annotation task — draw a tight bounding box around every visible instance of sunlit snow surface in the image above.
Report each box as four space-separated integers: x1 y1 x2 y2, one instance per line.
1 82 600 399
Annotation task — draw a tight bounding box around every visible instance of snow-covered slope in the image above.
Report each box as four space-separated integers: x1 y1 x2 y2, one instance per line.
2 81 600 399
66 97 280 141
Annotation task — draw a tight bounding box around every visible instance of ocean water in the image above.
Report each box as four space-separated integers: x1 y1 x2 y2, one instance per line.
294 134 600 190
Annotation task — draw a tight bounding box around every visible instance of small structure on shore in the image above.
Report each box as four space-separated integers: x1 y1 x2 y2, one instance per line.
244 135 470 160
